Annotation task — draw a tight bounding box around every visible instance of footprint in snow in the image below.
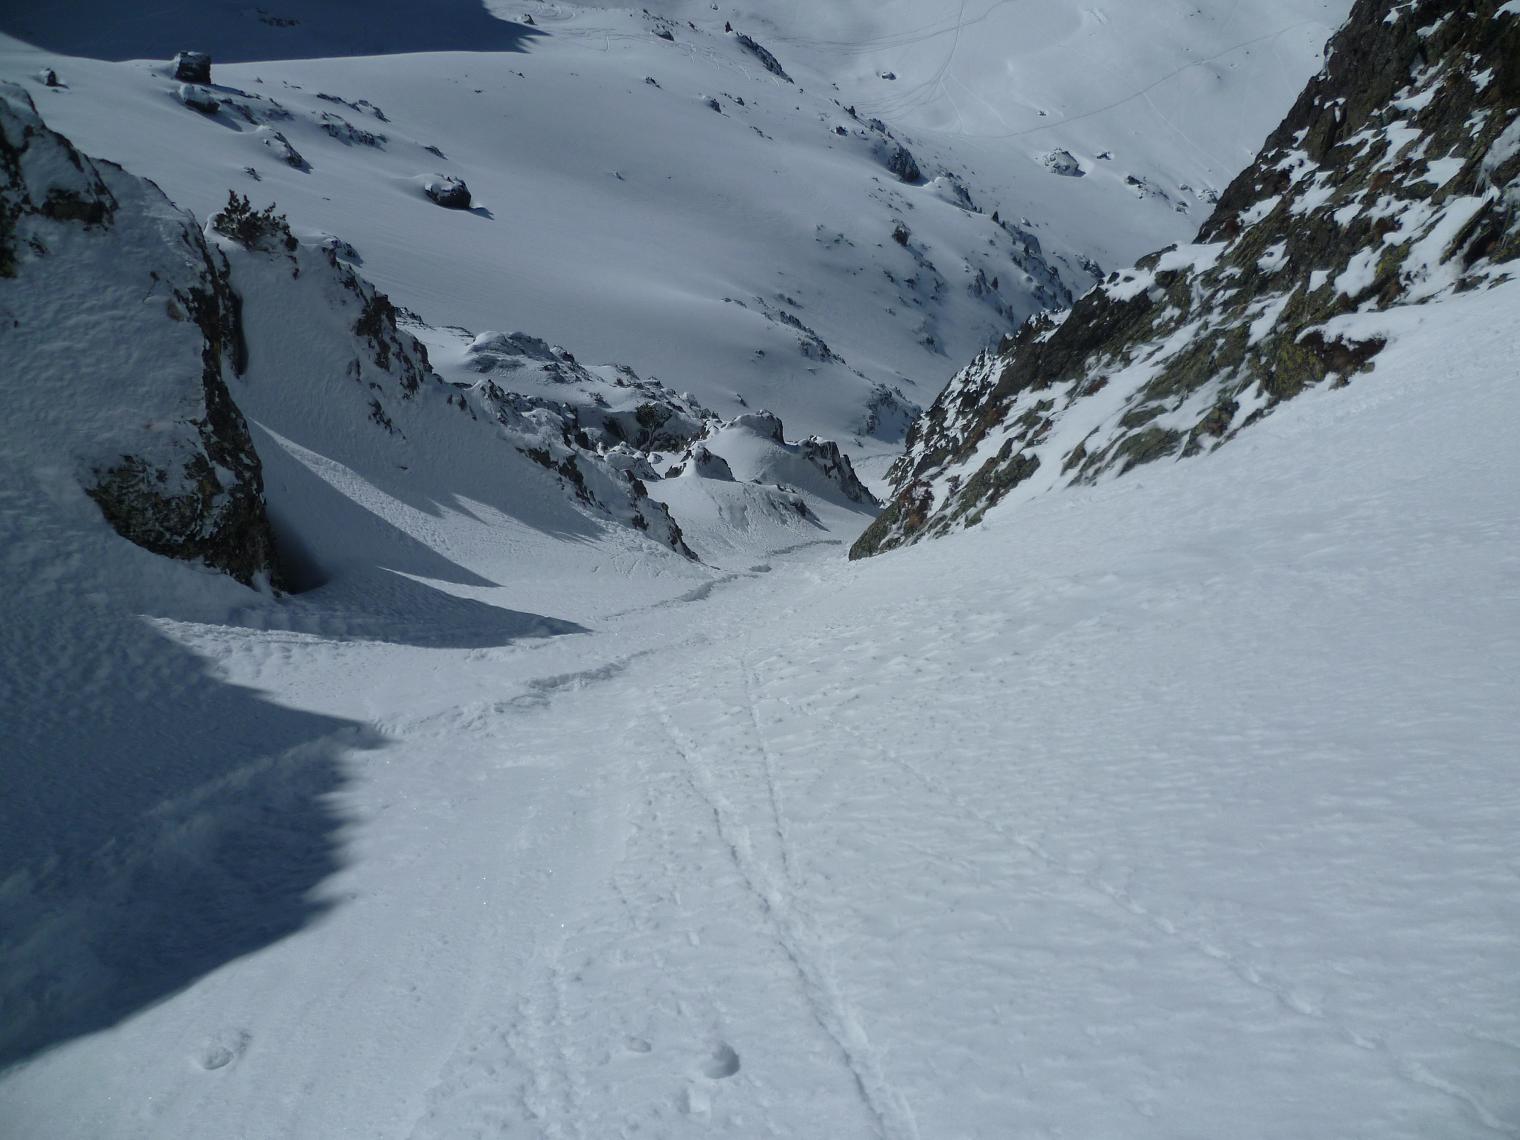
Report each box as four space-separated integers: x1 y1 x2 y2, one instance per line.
624 1035 654 1054
703 1042 740 1079
197 1028 250 1071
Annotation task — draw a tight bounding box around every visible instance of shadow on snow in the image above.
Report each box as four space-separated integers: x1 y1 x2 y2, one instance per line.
0 610 376 1072
0 0 543 64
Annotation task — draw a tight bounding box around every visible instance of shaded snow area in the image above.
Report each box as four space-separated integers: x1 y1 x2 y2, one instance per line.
4 268 1517 1138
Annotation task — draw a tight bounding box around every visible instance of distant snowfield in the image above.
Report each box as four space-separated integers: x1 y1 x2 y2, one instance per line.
0 0 1343 479
3 266 1517 1137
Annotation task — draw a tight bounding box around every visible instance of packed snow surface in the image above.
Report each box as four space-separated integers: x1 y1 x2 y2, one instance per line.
3 271 1516 1138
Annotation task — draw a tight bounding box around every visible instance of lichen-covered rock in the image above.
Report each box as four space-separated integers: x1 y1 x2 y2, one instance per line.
0 83 279 586
855 0 1520 558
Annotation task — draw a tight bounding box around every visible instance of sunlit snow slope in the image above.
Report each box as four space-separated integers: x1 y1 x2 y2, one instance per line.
3 258 1515 1140
0 0 1345 481
9 4 1514 1140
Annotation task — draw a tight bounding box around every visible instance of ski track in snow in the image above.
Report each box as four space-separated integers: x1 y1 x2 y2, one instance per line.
2 3 1516 1136
655 701 920 1140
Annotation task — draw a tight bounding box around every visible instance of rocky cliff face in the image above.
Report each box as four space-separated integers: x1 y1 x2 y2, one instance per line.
854 0 1520 558
1 83 280 586
1 84 704 587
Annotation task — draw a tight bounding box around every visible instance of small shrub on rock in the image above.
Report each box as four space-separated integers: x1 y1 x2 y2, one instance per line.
211 191 297 252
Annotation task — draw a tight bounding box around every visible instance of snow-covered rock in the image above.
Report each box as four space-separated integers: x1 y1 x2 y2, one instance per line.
704 412 879 510
0 83 279 586
422 173 470 209
174 82 219 115
1040 148 1085 178
666 444 735 481
452 329 713 454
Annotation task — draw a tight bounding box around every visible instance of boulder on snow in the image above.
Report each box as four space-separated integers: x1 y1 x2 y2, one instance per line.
38 68 61 88
1040 149 1084 177
172 51 211 84
423 174 471 209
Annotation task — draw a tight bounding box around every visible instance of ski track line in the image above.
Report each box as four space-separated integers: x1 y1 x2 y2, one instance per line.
881 749 1520 1138
655 706 920 1140
740 656 799 890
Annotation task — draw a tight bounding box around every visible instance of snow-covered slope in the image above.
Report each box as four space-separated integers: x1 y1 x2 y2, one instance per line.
5 3 1514 1138
3 252 1516 1140
856 0 1520 556
0 0 1347 483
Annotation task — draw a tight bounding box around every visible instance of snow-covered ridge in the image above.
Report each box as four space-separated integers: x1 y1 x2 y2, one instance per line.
855 0 1520 557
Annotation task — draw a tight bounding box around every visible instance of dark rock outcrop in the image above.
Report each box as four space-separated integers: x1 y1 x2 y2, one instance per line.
796 437 878 507
885 143 921 184
854 0 1520 558
0 84 279 586
172 51 211 84
423 174 471 209
734 33 792 83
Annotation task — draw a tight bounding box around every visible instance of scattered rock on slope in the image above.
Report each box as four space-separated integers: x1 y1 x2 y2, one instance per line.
853 0 1520 558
